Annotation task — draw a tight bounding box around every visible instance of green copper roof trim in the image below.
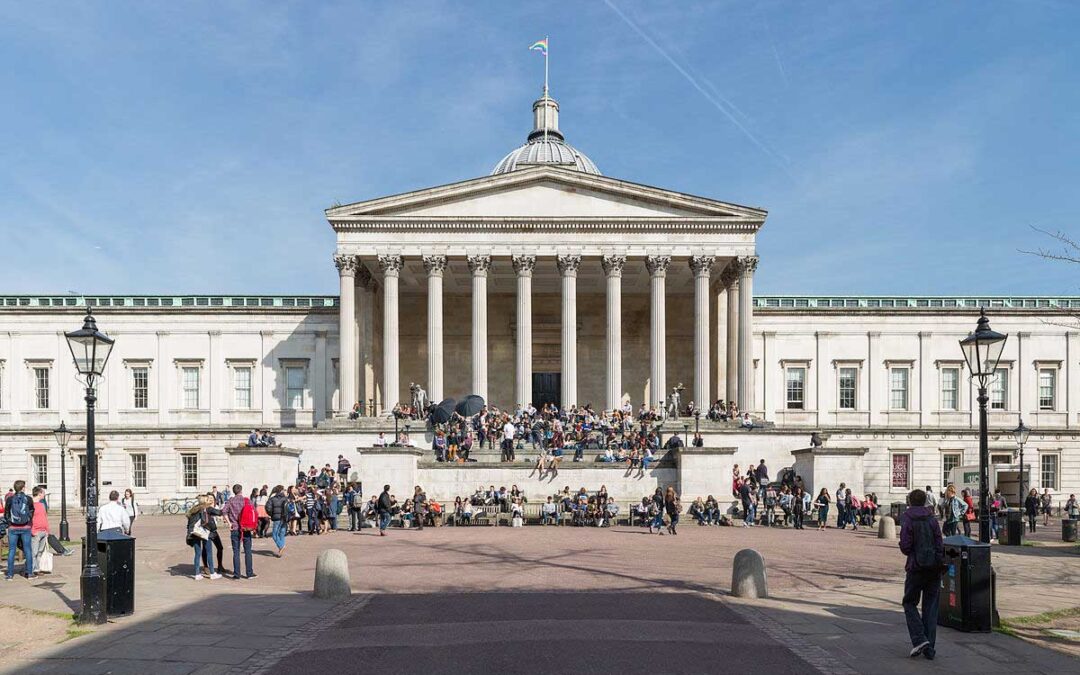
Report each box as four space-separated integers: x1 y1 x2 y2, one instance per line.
0 295 338 309
754 296 1080 310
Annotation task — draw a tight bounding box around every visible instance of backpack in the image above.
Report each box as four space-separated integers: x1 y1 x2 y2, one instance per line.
351 492 365 509
238 498 258 532
909 515 943 571
7 492 31 526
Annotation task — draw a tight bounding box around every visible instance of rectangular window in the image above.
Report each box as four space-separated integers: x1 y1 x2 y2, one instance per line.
286 366 306 409
31 453 48 488
1038 369 1056 410
34 367 50 409
838 367 857 410
991 453 1014 465
1040 454 1059 491
182 367 200 409
180 452 199 489
0 363 4 410
941 367 959 411
785 367 805 410
942 452 962 488
233 366 252 409
891 453 911 489
131 453 147 489
132 367 149 409
990 368 1009 410
889 368 909 410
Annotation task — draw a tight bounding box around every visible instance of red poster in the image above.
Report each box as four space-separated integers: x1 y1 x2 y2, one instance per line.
892 454 910 489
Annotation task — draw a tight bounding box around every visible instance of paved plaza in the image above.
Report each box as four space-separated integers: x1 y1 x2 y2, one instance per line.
0 515 1077 674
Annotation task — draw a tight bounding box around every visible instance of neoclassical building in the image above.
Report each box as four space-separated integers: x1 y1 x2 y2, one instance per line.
0 91 1076 507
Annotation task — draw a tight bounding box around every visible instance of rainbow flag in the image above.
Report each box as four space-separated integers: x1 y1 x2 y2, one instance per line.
529 38 548 56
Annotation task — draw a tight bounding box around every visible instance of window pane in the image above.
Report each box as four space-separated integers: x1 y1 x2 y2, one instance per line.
1038 369 1056 410
942 453 962 487
34 367 50 409
990 369 1008 410
182 367 200 409
838 367 857 410
891 454 910 489
132 367 149 409
131 453 147 489
32 454 48 488
286 367 305 409
1040 454 1059 491
941 368 959 410
234 367 252 409
890 368 909 410
181 453 198 488
785 367 805 410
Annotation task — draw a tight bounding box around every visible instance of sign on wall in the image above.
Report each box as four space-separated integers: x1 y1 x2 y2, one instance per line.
891 453 910 489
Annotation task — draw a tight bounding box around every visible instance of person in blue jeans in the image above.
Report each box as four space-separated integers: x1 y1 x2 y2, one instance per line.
265 485 288 557
899 488 944 660
186 496 221 580
223 484 255 580
5 480 35 580
377 485 393 537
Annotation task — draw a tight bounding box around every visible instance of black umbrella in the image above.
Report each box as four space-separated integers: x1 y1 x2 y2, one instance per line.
455 394 486 418
429 398 456 425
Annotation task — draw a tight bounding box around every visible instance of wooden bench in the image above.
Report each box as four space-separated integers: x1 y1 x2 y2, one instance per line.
474 505 499 526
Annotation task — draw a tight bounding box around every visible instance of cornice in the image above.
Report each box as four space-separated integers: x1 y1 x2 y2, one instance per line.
329 217 763 234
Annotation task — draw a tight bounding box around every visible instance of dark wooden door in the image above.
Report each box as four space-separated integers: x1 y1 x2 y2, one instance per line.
532 373 561 409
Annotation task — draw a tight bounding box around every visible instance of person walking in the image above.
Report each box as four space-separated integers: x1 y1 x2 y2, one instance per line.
265 485 288 557
1024 488 1039 533
899 488 945 660
664 486 681 535
942 486 963 537
961 489 976 538
223 484 257 580
412 486 427 530
815 488 830 531
792 487 805 530
835 483 847 529
97 490 131 535
1040 489 1054 526
738 480 754 527
377 485 392 536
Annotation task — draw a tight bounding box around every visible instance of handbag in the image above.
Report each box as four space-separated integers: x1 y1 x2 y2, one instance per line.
191 520 210 540
37 549 54 574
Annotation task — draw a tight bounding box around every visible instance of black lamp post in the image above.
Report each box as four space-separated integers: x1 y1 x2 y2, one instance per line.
64 308 115 625
52 421 72 542
683 423 689 447
1012 417 1031 526
695 409 701 436
405 423 411 447
959 309 1008 544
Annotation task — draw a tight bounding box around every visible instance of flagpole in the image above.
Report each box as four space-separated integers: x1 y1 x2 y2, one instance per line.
544 35 549 96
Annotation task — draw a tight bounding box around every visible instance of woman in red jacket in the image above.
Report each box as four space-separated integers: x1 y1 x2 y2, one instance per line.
961 489 976 538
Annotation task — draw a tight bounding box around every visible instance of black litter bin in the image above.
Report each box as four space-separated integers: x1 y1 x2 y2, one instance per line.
1063 519 1078 543
939 535 992 633
890 503 908 521
1002 509 1023 546
96 530 135 617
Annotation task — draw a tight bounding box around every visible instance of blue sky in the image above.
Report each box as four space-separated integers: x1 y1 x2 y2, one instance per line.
2 1 1078 296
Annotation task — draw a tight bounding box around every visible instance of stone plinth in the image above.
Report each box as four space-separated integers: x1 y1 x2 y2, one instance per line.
790 446 868 498
225 445 302 489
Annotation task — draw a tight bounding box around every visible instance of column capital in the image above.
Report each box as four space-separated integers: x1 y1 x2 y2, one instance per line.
735 255 760 277
467 254 493 276
512 254 537 277
378 254 404 277
601 254 627 278
645 255 671 277
334 253 359 277
422 254 448 277
557 254 582 277
689 255 716 278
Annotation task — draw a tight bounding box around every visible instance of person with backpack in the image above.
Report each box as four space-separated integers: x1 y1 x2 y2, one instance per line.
337 454 352 485
223 483 257 580
5 481 35 580
345 483 363 531
265 485 288 557
899 488 945 660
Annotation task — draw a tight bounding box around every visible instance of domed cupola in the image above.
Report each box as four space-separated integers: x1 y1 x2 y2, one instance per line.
492 90 600 175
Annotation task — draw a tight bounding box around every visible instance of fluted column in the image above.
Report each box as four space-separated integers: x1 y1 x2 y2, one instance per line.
334 254 359 414
557 254 581 408
737 256 759 412
513 255 536 408
423 255 447 403
690 255 715 412
646 255 670 410
722 264 739 403
602 255 625 411
468 254 492 399
378 254 403 415
357 267 376 413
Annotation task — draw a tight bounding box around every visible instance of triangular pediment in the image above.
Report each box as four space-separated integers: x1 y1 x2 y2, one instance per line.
326 166 765 222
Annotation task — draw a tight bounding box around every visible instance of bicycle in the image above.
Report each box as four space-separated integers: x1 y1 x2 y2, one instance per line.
160 497 197 515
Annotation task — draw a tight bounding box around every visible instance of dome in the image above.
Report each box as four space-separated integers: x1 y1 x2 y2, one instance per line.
491 91 600 176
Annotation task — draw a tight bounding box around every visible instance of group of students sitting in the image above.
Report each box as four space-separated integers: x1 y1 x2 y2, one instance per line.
245 429 279 447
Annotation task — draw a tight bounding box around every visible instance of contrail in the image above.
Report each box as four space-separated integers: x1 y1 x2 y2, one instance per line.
760 10 789 89
603 0 793 177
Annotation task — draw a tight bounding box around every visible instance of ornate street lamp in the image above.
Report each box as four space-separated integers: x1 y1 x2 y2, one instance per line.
1012 417 1031 524
683 423 689 447
959 309 1008 543
52 421 73 542
64 308 115 625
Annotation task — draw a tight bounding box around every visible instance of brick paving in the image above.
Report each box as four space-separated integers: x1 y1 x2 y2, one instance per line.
0 515 1076 673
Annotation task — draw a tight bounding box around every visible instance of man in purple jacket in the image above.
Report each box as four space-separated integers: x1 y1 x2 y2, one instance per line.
899 488 944 660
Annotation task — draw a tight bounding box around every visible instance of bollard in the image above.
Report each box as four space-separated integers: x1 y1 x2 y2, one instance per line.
878 516 897 540
731 548 768 598
313 549 352 600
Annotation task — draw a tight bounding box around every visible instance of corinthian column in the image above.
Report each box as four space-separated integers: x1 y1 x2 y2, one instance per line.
721 264 739 403
378 254 403 415
468 254 492 399
334 254 358 414
512 255 536 408
356 267 376 413
602 254 626 411
423 255 447 403
646 255 670 410
737 256 759 412
557 254 581 408
690 255 715 412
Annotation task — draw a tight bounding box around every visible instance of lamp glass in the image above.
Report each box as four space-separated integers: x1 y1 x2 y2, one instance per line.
64 311 115 378
53 421 72 449
1012 420 1031 447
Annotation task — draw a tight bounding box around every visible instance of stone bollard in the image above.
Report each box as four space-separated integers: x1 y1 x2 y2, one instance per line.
878 516 897 540
313 549 352 600
731 548 768 599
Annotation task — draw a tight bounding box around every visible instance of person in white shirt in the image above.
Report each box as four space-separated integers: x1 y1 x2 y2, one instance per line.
97 490 131 535
373 432 387 447
502 420 516 462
